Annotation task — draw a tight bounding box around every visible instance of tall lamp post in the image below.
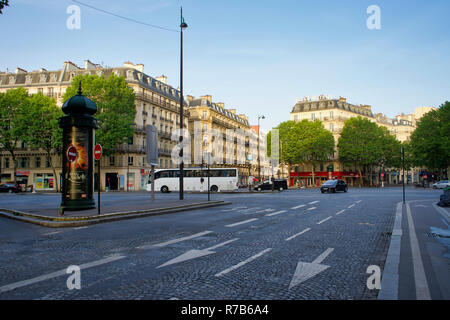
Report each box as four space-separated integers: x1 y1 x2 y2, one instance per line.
257 115 265 183
179 7 188 200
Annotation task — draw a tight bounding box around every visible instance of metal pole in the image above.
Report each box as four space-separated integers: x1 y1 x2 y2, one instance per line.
98 159 100 215
258 117 261 183
402 147 405 204
179 6 184 200
151 165 155 201
208 163 210 201
127 144 129 192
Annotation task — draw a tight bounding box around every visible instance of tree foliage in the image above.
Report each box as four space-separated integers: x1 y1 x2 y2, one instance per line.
0 0 9 14
409 101 450 173
63 74 136 156
267 120 335 180
0 87 30 181
25 93 64 190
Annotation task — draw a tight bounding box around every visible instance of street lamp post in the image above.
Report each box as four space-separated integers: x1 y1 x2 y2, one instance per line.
179 7 188 200
257 115 265 184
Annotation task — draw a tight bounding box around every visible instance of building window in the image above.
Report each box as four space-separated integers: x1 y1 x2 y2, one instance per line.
109 156 115 166
46 157 51 168
35 157 41 168
19 157 30 168
330 123 334 132
203 111 208 119
311 113 315 121
4 158 10 169
128 156 133 166
128 136 133 145
203 123 208 131
294 115 298 121
330 111 334 119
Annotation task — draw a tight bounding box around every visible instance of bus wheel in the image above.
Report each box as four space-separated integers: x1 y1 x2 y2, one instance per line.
210 185 218 192
161 186 169 193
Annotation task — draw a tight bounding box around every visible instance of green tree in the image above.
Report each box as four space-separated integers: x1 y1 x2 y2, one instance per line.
409 102 450 176
63 74 136 156
0 0 9 14
0 87 30 182
299 120 335 186
25 93 64 191
337 116 383 186
267 120 334 186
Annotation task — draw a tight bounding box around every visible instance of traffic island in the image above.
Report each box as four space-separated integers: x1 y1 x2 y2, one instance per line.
0 200 230 228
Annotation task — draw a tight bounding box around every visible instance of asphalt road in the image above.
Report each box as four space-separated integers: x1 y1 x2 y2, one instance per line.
0 187 447 300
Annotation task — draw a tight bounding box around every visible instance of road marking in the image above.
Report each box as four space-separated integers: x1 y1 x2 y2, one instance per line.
285 228 311 241
0 255 125 294
43 231 61 236
137 231 213 249
157 238 239 268
317 216 332 225
251 208 275 214
306 207 316 211
406 202 431 300
289 248 334 289
378 202 402 300
291 205 306 210
335 209 346 215
265 210 287 217
348 204 355 208
73 226 88 230
238 207 261 213
356 200 362 203
221 206 247 212
225 218 258 227
215 248 272 277
308 201 319 205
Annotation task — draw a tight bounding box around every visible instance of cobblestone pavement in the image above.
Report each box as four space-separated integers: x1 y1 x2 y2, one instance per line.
0 187 442 299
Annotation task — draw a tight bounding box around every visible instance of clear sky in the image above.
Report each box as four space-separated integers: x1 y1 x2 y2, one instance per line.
1 0 449 131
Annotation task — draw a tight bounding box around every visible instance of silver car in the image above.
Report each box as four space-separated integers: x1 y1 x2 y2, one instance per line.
432 180 450 189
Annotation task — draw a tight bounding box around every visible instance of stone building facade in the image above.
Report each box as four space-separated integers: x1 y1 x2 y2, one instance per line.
288 95 433 187
0 60 189 191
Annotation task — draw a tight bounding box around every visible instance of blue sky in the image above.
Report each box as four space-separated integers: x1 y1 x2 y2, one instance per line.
1 0 449 130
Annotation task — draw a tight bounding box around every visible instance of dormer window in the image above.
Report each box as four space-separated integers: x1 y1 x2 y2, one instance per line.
25 75 32 84
50 74 57 82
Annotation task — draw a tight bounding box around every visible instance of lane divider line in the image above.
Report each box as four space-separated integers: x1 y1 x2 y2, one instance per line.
306 207 317 211
0 255 125 294
308 201 319 205
137 230 213 249
225 218 259 228
265 210 287 217
215 248 272 277
291 205 306 210
285 228 311 241
335 209 346 215
317 216 332 225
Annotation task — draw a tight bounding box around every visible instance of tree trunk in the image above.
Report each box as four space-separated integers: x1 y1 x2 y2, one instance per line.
8 150 17 183
47 149 59 193
311 162 316 188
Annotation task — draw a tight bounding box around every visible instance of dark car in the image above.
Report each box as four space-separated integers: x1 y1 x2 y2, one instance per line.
254 179 288 191
0 183 21 193
320 179 348 193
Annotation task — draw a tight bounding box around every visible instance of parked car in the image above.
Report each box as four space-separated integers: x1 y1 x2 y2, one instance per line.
254 179 288 191
320 179 348 193
432 180 450 189
0 183 21 193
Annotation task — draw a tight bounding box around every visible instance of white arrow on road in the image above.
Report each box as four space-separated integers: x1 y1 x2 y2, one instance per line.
289 248 334 289
157 238 238 268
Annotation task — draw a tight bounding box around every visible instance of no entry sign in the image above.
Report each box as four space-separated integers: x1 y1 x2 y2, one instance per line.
94 144 102 161
67 145 78 162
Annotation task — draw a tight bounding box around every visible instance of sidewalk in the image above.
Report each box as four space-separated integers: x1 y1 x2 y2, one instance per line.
0 198 230 228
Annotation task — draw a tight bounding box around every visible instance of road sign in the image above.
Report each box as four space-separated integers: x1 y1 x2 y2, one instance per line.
67 145 78 162
94 144 102 161
381 173 384 177
145 125 159 166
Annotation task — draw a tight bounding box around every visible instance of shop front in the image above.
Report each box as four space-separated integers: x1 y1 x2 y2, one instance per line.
290 171 359 187
34 173 55 190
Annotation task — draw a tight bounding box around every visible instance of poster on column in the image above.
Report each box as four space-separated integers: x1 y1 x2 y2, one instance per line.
63 128 90 200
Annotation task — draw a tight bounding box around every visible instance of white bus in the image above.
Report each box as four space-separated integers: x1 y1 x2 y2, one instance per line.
146 168 239 193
